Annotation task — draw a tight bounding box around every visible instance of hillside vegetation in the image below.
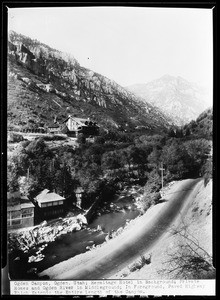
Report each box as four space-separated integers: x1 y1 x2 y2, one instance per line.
8 123 212 211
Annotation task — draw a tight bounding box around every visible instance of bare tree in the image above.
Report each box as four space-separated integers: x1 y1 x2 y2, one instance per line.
159 217 215 279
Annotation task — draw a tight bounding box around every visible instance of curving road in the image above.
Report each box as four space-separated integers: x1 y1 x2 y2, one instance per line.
41 178 202 280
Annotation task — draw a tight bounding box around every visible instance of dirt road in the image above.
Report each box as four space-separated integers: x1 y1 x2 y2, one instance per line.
41 178 202 279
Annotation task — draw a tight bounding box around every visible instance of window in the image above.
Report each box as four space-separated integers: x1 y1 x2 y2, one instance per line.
47 202 52 207
22 213 33 218
22 208 33 214
53 201 58 206
58 200 63 205
12 219 21 225
11 211 21 219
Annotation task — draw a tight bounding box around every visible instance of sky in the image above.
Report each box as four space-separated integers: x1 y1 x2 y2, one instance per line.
8 7 213 90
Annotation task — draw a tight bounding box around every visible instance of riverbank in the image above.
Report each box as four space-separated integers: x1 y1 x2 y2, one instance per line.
8 214 88 264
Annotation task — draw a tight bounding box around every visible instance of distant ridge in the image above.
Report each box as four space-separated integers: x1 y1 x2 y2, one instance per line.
126 75 212 126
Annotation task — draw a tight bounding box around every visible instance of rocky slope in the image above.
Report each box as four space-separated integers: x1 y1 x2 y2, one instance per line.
8 31 171 133
126 75 212 126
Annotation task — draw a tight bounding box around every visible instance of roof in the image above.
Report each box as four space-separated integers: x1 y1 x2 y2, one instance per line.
35 189 65 204
63 115 89 124
7 204 21 212
20 197 35 209
7 196 35 211
21 202 35 209
48 124 60 128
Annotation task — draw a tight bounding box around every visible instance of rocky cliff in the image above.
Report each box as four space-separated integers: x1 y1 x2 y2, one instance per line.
8 31 171 133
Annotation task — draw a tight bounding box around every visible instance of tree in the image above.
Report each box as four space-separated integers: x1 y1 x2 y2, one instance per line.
19 176 39 199
168 127 176 138
160 220 215 279
176 128 184 138
184 139 211 177
77 162 102 193
147 147 162 170
125 145 148 177
53 163 76 198
101 151 122 170
77 133 86 145
161 141 191 180
7 162 19 193
185 127 190 136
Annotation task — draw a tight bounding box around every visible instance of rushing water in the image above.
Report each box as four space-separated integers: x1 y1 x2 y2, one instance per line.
9 192 142 279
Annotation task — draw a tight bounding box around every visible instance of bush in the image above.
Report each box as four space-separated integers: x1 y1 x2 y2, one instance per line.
128 254 151 272
8 133 24 143
41 135 67 141
160 221 215 279
77 133 86 144
201 159 212 187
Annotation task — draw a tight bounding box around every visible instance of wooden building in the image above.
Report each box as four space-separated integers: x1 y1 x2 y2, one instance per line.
34 189 66 220
7 192 35 230
61 115 99 137
47 124 60 134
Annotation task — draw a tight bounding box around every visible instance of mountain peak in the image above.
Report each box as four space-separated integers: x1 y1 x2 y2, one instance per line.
126 75 212 126
160 74 175 80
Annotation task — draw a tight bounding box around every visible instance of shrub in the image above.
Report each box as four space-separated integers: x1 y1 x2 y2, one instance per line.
128 254 151 272
201 159 212 187
41 135 67 141
77 133 86 144
8 133 24 143
160 221 215 279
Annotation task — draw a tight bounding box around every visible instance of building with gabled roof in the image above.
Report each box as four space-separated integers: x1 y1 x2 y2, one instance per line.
34 189 66 220
61 115 99 137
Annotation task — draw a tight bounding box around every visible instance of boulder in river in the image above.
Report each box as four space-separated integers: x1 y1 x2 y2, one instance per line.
76 214 87 225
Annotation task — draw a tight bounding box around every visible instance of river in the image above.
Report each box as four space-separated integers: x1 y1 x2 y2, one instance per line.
9 188 143 279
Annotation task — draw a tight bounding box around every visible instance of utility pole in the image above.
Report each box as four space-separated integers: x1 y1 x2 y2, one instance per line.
159 162 165 189
27 167 30 182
